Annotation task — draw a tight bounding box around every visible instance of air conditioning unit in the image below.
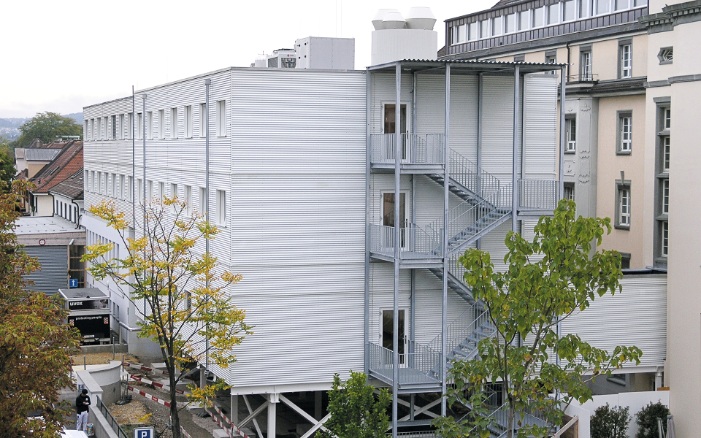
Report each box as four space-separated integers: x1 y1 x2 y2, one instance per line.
567 141 576 152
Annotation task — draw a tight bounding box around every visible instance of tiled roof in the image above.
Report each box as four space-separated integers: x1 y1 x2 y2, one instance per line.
49 168 83 200
30 141 83 194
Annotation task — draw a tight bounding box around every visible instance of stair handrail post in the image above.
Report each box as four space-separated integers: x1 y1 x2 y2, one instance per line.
512 65 521 233
441 62 451 416
391 61 402 438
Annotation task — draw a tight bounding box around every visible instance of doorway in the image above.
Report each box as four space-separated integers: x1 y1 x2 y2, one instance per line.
382 308 408 366
383 104 408 160
381 192 407 248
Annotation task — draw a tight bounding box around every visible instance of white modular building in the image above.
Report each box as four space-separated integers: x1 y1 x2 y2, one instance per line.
83 58 569 436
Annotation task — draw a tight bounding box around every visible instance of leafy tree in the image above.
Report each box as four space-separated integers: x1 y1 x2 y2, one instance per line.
0 143 16 187
321 371 391 438
591 403 630 438
12 112 82 148
436 200 642 438
83 197 252 438
0 180 81 436
635 401 669 438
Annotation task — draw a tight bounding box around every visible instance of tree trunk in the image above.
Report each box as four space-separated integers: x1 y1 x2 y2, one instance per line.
507 405 515 438
170 373 181 438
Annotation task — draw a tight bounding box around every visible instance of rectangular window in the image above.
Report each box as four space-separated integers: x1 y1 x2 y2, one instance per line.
563 182 575 201
120 175 125 199
634 0 645 6
199 187 207 215
580 50 592 81
479 19 489 38
596 0 611 14
147 180 153 201
661 179 669 214
547 4 559 24
661 221 669 257
457 23 467 42
662 136 670 171
533 6 545 27
170 183 177 199
111 174 117 197
171 107 178 139
468 22 478 40
127 176 133 201
491 17 503 36
147 112 153 139
137 178 143 202
158 109 165 139
519 10 530 30
618 112 632 154
619 43 632 78
505 13 517 33
216 190 226 225
118 114 124 139
616 183 631 229
580 0 592 17
158 182 164 199
97 118 102 140
185 105 193 138
655 102 670 262
184 185 192 215
563 0 576 21
620 252 631 269
216 100 226 136
111 115 116 139
664 108 671 130
128 113 134 139
137 113 143 139
565 117 576 153
200 103 207 137
615 0 629 10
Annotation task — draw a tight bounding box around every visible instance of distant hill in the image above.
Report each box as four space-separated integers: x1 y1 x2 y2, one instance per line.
65 113 83 125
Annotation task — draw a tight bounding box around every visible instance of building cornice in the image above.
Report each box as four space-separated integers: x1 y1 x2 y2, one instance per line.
641 0 701 33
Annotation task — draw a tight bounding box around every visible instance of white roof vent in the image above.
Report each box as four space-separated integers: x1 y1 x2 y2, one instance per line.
382 9 406 29
405 7 436 30
372 9 394 30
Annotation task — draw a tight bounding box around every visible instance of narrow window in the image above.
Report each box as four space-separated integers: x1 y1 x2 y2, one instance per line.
655 102 670 262
615 182 631 229
199 187 207 215
619 43 632 78
519 10 530 30
158 182 164 199
491 17 503 36
618 112 632 154
120 175 125 199
137 113 143 139
147 180 153 201
184 185 192 215
111 115 116 139
147 112 153 139
479 19 490 38
170 183 178 199
457 23 467 42
171 107 178 139
158 109 165 139
185 105 193 138
128 113 134 139
547 4 559 25
563 0 576 21
216 190 227 225
468 22 478 40
118 114 124 139
565 117 576 153
216 100 226 136
127 176 133 201
563 182 575 201
580 49 592 81
532 6 545 27
504 14 516 33
200 103 207 137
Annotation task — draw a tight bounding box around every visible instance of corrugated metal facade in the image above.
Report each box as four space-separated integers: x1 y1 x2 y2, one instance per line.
24 246 68 294
84 68 367 391
522 74 558 179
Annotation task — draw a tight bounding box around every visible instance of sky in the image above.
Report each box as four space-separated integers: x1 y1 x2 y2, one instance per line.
0 0 496 118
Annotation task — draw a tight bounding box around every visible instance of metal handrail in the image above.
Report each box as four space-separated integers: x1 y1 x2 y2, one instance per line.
518 179 559 211
449 149 508 206
369 223 441 257
97 395 129 438
368 341 443 383
370 133 445 165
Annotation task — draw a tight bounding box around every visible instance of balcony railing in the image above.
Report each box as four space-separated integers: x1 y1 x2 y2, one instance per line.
97 395 128 438
426 309 491 359
518 179 559 211
368 341 443 385
369 223 441 259
370 133 445 166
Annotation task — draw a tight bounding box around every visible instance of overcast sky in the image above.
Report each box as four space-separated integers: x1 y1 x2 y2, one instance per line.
1 0 496 118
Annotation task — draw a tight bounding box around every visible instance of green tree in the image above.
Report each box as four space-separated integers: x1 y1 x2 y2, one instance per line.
321 371 391 438
635 401 669 438
591 404 631 438
436 200 642 438
0 143 16 187
83 197 252 438
12 112 81 148
0 180 81 436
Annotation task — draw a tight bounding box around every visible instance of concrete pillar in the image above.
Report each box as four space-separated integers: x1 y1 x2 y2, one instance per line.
268 393 279 438
231 394 239 424
314 391 322 420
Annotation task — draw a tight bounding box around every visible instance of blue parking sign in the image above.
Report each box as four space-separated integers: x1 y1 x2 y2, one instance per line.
69 278 78 288
134 428 154 438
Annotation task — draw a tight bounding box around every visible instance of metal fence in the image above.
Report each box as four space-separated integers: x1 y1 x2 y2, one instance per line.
96 396 129 438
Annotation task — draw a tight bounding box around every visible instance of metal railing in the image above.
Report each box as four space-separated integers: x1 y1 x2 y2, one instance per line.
449 149 506 206
97 395 129 438
427 309 492 362
518 179 559 211
369 223 441 258
368 341 443 384
370 133 445 165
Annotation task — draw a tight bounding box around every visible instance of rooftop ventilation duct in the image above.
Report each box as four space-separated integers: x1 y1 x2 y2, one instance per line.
405 7 436 30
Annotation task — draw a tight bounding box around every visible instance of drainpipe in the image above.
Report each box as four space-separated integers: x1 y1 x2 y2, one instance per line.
71 199 82 229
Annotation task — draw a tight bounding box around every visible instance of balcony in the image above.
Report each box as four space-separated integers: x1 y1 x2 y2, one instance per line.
370 133 445 173
369 223 442 266
368 341 442 392
518 179 559 214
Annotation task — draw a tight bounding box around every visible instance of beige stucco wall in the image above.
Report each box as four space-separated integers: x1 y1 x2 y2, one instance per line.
27 162 48 178
34 194 54 217
645 10 701 437
596 95 647 268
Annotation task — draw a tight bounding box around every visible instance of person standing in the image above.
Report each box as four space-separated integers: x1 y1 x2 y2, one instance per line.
75 388 90 431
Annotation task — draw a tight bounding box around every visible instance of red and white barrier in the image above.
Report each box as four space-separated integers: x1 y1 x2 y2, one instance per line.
123 361 167 375
209 404 251 438
128 373 185 394
126 385 172 408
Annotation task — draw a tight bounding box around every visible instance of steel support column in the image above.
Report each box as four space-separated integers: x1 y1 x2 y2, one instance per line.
391 62 402 438
512 66 521 232
559 66 567 198
364 62 372 377
268 393 279 438
441 63 451 417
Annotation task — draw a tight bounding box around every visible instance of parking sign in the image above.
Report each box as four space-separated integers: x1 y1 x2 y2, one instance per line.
134 427 154 438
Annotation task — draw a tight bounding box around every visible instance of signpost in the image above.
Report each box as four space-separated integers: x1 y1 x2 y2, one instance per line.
134 427 154 438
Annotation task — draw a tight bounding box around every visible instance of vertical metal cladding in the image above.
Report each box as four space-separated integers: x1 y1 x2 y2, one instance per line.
523 74 558 179
481 75 516 181
24 246 69 294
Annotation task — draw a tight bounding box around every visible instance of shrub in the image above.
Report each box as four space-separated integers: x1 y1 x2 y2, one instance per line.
591 403 630 438
635 401 670 438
